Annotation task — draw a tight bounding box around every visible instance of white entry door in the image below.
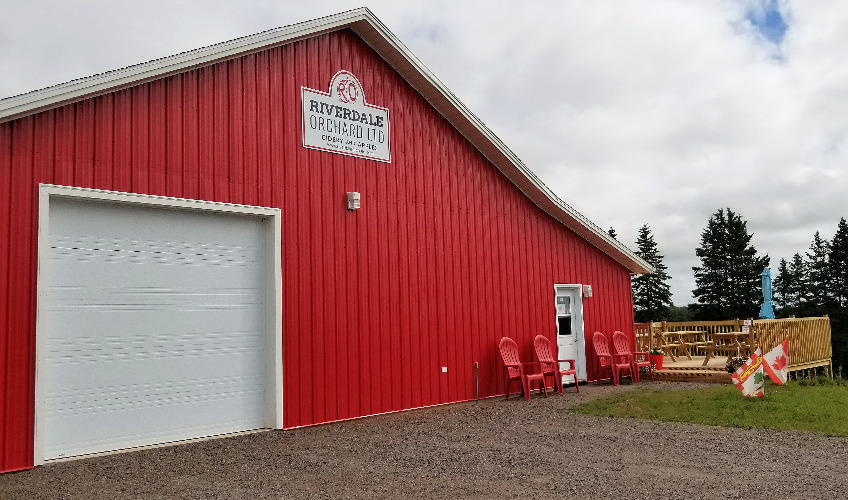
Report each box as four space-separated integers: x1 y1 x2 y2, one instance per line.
554 285 587 382
37 193 279 461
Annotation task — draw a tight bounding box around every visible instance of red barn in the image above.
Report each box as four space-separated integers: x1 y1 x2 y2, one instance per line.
0 8 650 472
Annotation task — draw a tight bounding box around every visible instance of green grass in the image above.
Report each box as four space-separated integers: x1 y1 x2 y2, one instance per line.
569 381 848 436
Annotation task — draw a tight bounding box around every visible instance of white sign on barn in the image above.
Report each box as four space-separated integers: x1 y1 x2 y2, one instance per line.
301 70 391 162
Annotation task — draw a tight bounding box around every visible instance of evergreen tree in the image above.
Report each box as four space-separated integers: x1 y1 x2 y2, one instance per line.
772 257 791 311
830 218 848 309
772 218 847 371
828 218 848 373
631 224 673 322
691 208 769 320
775 254 805 313
787 253 809 312
667 305 692 322
805 231 831 315
690 209 729 319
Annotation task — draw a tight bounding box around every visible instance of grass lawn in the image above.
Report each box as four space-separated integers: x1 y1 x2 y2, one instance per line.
569 380 848 436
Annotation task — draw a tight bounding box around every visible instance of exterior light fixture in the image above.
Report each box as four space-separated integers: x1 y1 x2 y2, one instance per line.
346 192 361 210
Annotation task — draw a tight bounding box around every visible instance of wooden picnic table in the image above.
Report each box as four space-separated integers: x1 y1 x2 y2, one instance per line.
668 330 710 360
652 330 706 361
652 330 681 361
698 331 752 366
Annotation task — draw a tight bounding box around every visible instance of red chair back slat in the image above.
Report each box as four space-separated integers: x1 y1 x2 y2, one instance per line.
612 331 632 358
498 337 522 379
592 331 612 366
533 335 555 364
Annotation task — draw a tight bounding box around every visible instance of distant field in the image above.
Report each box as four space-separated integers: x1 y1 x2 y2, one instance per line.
568 380 848 436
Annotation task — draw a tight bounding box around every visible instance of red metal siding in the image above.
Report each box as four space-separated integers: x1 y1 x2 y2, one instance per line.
0 113 12 470
0 29 636 472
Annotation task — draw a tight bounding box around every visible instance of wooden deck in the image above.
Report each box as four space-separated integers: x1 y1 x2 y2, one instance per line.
635 317 834 382
652 356 732 383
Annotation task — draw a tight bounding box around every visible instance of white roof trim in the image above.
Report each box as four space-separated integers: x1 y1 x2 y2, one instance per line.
0 7 652 274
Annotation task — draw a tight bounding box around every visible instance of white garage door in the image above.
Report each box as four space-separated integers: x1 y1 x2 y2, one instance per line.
38 196 273 461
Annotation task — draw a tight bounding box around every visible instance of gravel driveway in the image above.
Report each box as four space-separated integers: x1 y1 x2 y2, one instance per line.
1 381 846 499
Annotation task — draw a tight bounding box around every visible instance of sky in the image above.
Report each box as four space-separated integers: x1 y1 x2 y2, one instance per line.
1 0 846 305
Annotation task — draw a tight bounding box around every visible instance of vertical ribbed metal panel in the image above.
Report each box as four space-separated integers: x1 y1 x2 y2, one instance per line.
4 115 35 472
0 117 12 470
0 29 638 471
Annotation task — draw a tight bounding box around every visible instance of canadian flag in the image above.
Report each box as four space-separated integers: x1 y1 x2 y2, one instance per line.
731 347 765 397
762 338 790 385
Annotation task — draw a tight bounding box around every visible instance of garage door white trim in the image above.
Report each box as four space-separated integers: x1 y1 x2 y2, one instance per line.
34 184 283 465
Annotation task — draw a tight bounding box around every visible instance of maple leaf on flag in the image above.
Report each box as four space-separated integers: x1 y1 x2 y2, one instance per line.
763 339 790 385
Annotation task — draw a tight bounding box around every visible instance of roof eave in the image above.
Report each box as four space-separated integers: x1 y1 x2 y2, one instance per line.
0 7 652 275
0 9 372 123
349 16 653 274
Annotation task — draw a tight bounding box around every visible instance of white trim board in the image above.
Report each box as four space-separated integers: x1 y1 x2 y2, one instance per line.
554 283 588 382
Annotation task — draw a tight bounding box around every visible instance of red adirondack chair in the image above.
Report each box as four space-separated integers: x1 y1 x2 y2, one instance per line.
533 335 579 393
591 331 633 385
612 330 653 383
498 337 547 400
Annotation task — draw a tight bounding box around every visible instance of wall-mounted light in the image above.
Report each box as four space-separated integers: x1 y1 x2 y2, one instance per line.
346 192 361 210
583 285 593 298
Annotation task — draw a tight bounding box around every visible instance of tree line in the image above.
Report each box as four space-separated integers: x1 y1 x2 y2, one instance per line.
624 209 847 371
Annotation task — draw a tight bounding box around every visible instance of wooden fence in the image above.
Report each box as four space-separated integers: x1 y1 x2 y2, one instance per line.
634 317 832 374
752 317 832 372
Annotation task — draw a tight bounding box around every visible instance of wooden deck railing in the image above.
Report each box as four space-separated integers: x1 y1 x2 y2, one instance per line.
634 317 832 373
635 320 744 350
752 317 832 371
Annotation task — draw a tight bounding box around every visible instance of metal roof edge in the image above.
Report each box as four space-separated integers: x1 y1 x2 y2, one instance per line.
348 13 653 274
0 6 652 274
0 8 374 122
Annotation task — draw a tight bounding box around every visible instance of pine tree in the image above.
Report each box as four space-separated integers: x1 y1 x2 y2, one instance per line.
787 253 809 312
772 257 791 311
631 224 673 322
775 253 808 313
828 218 848 374
691 209 729 319
691 208 770 320
805 231 830 316
773 218 847 372
830 218 848 309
